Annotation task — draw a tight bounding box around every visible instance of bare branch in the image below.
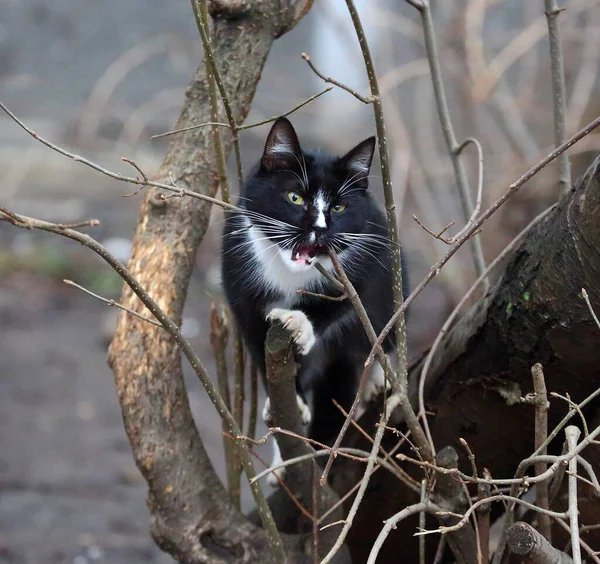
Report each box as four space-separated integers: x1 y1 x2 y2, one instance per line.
506 522 573 563
192 0 243 189
406 0 487 280
582 287 600 331
63 279 163 329
565 426 582 563
544 0 572 194
320 394 401 564
367 501 440 564
263 322 348 560
0 99 244 213
152 87 333 139
301 53 376 104
531 363 551 541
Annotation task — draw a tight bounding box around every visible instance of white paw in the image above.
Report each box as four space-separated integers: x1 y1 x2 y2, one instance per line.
266 308 315 355
267 440 286 487
356 361 391 420
362 362 391 404
297 395 312 425
262 397 272 425
262 395 312 426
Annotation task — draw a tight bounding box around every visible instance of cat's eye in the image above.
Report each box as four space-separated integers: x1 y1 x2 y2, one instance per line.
287 191 304 205
332 203 346 213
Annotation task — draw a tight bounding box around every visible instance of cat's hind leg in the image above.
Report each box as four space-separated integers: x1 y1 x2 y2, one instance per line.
356 358 392 419
262 394 312 486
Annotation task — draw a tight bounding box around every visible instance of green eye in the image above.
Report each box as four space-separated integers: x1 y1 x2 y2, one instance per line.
287 191 304 205
332 203 346 213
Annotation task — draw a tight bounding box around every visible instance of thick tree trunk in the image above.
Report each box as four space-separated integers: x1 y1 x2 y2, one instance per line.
107 3 316 562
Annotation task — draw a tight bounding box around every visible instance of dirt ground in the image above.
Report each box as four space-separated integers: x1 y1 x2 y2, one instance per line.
0 151 279 563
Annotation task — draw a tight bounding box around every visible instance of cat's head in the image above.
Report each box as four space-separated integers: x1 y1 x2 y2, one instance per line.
242 118 377 273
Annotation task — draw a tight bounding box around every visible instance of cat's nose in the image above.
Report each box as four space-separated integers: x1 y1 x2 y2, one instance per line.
313 227 327 243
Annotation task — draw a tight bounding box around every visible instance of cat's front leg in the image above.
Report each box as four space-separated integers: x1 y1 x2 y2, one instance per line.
266 308 316 355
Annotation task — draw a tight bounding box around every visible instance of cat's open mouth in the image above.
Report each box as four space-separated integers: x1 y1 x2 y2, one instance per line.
292 243 321 266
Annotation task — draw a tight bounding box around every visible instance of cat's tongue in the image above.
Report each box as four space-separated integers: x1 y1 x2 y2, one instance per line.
293 244 318 266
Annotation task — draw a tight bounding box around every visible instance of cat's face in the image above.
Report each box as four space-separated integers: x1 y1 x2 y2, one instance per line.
242 118 376 273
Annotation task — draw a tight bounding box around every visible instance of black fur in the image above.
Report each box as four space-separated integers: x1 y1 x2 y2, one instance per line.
221 118 399 443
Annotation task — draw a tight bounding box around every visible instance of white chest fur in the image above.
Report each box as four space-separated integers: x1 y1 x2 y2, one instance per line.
246 222 332 305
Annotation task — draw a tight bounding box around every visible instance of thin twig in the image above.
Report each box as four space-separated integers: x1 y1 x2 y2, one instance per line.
366 114 600 369
343 0 429 473
565 426 582 563
301 53 375 104
193 0 230 203
320 394 401 564
544 0 572 194
331 399 420 492
477 469 492 564
406 0 487 281
231 325 245 507
296 289 346 302
367 501 440 563
209 304 238 504
151 87 333 138
531 362 551 542
192 0 243 188
315 263 345 292
419 481 427 564
582 287 600 331
0 99 243 213
63 279 163 328
247 363 258 441
460 437 478 481
249 446 402 485
421 494 568 537
555 518 600 564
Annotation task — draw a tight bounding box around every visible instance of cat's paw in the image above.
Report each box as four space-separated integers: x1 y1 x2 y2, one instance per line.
296 395 312 425
356 362 391 420
262 395 312 425
266 308 315 355
362 362 391 404
262 397 272 425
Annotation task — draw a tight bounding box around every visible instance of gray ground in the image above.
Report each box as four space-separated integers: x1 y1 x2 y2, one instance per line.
0 160 279 564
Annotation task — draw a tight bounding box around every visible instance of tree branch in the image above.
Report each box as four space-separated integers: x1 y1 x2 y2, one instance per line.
544 0 572 194
506 522 573 563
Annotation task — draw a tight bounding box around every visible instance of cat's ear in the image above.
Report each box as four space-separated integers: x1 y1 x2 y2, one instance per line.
261 118 303 171
340 137 376 177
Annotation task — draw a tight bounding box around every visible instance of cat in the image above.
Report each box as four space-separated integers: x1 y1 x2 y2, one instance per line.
221 118 398 483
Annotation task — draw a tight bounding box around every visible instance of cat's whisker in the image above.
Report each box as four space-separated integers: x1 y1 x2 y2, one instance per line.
338 169 364 195
344 242 389 271
337 232 400 248
238 210 299 231
265 234 302 270
365 219 389 230
338 171 375 197
282 168 308 190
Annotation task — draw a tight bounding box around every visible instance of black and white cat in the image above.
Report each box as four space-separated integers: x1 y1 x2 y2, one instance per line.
221 118 397 483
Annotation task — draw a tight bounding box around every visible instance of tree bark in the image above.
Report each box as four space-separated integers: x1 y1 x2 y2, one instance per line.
107 3 314 562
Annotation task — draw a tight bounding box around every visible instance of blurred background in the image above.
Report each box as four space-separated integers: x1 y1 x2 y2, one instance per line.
1 0 599 562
